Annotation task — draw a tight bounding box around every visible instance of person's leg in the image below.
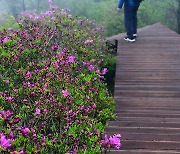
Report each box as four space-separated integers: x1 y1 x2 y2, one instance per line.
124 5 134 39
132 5 139 36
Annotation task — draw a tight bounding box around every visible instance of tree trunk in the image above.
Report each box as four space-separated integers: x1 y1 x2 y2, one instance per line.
37 0 40 12
22 0 26 11
177 0 180 34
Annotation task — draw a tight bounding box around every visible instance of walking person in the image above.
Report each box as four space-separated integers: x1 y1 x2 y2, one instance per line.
117 0 142 42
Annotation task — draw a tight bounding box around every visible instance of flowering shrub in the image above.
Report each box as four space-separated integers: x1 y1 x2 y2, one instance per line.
0 1 120 153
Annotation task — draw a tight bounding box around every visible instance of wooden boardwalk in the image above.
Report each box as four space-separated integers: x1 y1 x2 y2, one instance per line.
106 23 180 154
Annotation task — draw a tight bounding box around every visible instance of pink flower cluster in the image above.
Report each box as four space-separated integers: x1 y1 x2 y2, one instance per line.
62 89 69 97
51 43 58 51
102 68 108 75
5 96 14 102
0 133 11 148
2 37 9 43
84 39 94 44
48 0 53 5
0 110 12 119
101 134 121 150
21 128 29 136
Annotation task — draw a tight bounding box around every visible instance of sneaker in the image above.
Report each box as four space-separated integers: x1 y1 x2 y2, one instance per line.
124 37 135 43
133 34 137 38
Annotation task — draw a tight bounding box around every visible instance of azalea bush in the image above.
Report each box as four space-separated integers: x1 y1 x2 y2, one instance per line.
0 1 121 153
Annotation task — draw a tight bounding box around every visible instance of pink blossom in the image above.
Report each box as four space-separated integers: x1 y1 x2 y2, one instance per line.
23 99 28 103
51 43 58 51
0 135 11 148
101 134 109 148
5 110 12 117
2 37 9 43
5 96 14 102
33 27 40 31
62 89 69 97
52 62 59 67
48 0 53 4
21 128 29 136
88 65 95 71
92 104 96 109
96 69 100 74
68 134 73 137
109 134 121 149
44 84 48 89
4 79 10 84
34 69 39 74
84 40 94 44
68 56 75 63
13 56 19 60
44 11 53 16
9 132 15 139
79 105 85 111
102 68 108 75
25 71 32 79
11 151 19 154
43 108 47 113
83 61 90 66
20 150 25 154
35 108 40 114
42 136 46 142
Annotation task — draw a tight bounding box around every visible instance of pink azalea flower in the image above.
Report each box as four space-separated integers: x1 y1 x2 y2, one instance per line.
44 11 53 16
51 43 58 51
35 108 40 114
13 55 19 60
43 108 47 113
23 99 28 103
21 128 29 136
68 56 75 63
79 105 85 111
11 151 19 154
34 69 39 74
96 69 100 74
44 84 48 89
102 68 108 75
33 27 40 31
9 132 15 139
20 150 25 154
109 134 121 149
4 79 10 84
42 136 46 142
101 134 109 148
88 65 95 71
84 40 94 44
3 37 9 43
62 89 69 97
92 104 96 109
5 96 14 102
0 135 11 148
48 0 53 4
25 71 32 79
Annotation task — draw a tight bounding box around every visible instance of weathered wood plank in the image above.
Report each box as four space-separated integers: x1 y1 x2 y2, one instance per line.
106 23 180 153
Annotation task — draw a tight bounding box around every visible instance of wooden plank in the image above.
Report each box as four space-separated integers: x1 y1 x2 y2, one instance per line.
106 23 180 153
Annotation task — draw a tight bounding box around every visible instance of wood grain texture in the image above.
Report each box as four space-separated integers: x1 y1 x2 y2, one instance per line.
106 23 180 153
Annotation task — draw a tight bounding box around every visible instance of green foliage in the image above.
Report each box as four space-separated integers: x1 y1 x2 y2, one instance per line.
0 15 19 31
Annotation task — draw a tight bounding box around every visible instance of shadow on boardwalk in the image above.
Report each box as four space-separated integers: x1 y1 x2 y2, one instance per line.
106 23 180 154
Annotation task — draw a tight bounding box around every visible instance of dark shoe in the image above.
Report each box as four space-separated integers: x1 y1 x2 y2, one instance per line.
124 37 136 43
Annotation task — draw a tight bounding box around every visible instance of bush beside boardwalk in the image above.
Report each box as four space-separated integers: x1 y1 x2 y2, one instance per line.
0 2 121 153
